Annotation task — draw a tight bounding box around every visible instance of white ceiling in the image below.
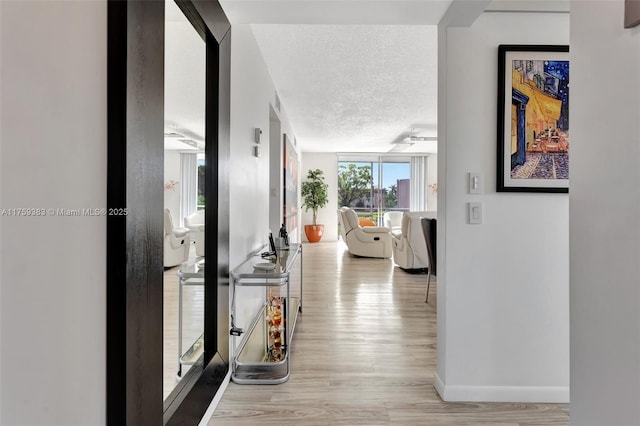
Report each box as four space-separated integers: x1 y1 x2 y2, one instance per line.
218 0 452 154
219 0 453 25
165 0 206 151
251 24 439 153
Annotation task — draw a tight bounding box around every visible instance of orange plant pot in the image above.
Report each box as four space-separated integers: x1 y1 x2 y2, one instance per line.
304 224 324 243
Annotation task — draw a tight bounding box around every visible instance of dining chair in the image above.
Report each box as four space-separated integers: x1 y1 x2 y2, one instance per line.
421 217 437 303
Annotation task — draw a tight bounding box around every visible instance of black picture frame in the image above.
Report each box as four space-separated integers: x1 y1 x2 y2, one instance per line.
625 0 640 28
497 44 570 193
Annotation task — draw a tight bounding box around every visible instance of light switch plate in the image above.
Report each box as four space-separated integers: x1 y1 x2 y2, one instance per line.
468 202 482 224
469 172 482 194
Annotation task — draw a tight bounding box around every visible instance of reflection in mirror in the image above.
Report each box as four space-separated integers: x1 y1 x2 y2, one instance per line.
163 0 206 404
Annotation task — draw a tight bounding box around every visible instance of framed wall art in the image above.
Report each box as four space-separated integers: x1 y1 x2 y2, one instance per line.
283 133 299 235
497 44 570 193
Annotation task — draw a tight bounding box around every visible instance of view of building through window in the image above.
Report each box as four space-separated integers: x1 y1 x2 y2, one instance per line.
338 158 411 224
197 155 205 210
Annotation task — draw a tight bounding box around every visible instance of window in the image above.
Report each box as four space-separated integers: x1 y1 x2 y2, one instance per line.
338 155 421 225
197 155 205 210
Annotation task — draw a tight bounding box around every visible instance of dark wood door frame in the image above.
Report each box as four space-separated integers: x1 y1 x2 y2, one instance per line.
107 1 230 424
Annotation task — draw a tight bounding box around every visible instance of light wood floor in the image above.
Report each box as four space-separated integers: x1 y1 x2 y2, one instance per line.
210 241 569 425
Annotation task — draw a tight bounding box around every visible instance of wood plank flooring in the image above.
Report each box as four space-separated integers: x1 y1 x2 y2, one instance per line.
210 241 569 425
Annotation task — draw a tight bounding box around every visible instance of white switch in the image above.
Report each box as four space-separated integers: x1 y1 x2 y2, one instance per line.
468 202 483 224
469 172 482 194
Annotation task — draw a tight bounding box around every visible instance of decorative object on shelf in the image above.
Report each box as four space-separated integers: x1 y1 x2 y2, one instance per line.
301 168 329 243
253 262 276 271
266 292 285 362
497 44 570 193
164 180 179 191
279 223 290 247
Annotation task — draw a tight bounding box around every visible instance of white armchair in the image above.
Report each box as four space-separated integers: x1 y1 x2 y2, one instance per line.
391 211 436 270
164 209 191 267
184 210 204 258
383 211 403 236
338 207 393 258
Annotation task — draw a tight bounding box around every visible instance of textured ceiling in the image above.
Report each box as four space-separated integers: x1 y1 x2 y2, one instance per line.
217 0 448 154
220 0 451 25
251 24 439 153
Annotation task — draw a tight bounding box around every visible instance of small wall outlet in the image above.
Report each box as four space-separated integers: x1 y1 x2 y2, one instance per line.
254 128 262 144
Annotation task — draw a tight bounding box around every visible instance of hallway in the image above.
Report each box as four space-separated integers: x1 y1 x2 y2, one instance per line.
211 241 569 425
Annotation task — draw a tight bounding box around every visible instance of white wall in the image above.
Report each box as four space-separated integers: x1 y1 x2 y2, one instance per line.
0 1 106 424
164 150 181 224
300 153 339 242
436 12 570 402
570 1 640 424
230 24 296 263
229 24 298 350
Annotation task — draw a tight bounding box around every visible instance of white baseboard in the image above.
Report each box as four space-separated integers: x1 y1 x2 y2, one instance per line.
434 372 569 403
198 371 231 426
434 372 446 399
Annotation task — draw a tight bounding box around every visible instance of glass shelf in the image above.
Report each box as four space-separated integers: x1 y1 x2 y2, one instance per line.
180 333 204 365
231 243 302 384
231 244 301 281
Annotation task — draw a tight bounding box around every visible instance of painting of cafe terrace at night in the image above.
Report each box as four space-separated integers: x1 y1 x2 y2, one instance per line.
510 59 569 180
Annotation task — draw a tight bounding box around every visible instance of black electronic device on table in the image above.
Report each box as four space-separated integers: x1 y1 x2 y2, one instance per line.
269 232 277 254
261 231 277 259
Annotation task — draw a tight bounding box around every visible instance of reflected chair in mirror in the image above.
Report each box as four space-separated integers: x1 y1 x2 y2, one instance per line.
184 210 205 258
421 217 437 303
337 206 393 258
164 208 191 268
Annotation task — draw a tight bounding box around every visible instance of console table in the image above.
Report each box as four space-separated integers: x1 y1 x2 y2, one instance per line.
230 243 302 384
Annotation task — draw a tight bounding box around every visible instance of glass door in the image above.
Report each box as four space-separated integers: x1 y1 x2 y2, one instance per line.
379 157 411 221
337 160 375 222
338 155 411 226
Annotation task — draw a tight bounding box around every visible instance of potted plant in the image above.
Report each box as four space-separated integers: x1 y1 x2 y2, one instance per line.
301 168 329 243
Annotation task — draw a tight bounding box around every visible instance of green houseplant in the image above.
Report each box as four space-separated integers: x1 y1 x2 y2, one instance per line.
301 168 329 243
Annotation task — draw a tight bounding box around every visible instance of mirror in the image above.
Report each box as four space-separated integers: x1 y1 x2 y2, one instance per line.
163 0 206 405
107 0 229 421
